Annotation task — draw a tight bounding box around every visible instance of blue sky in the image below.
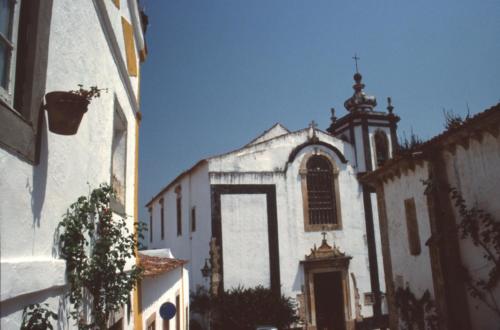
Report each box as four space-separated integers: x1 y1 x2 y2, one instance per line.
138 0 500 217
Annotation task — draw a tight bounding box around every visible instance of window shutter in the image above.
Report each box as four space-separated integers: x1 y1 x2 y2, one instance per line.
121 17 138 76
404 198 421 255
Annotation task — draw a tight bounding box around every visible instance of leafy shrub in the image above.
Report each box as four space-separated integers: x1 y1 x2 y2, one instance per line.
190 287 212 315
395 286 438 330
396 131 424 156
191 286 298 330
442 108 470 131
449 187 500 317
20 304 58 330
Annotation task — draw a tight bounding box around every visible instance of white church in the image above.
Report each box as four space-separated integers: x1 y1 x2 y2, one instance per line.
146 71 399 330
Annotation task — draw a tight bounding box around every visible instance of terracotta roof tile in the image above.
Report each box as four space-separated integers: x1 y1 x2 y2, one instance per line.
138 253 187 277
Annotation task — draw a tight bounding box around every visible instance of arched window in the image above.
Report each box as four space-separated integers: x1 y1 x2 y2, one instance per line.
302 155 341 230
374 131 389 168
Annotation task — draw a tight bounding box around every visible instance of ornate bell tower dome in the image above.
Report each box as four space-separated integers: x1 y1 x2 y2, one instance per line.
327 67 400 173
344 72 378 112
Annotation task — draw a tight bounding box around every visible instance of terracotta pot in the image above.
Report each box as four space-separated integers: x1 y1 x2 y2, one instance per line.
45 91 90 135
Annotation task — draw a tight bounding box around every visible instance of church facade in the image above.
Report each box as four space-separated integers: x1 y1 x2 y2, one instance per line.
146 72 398 329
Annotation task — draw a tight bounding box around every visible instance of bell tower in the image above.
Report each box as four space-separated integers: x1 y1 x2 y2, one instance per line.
327 70 400 173
327 65 400 324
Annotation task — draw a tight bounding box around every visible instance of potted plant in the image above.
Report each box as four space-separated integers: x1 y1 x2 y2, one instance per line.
45 85 107 135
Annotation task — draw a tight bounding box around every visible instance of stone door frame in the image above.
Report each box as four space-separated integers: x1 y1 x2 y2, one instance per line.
301 257 353 330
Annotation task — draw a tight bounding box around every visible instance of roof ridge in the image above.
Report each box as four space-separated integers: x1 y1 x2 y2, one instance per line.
245 122 290 146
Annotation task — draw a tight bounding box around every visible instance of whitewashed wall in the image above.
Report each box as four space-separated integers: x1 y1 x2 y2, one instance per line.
353 125 366 171
384 163 435 299
382 163 435 298
208 129 356 173
0 1 144 329
221 194 271 289
370 192 387 313
444 133 500 330
146 163 212 294
141 267 189 330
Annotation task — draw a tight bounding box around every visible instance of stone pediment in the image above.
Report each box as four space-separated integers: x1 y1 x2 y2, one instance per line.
302 233 352 268
306 239 345 260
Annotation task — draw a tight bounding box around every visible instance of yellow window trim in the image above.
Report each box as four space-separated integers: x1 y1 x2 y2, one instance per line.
133 116 142 329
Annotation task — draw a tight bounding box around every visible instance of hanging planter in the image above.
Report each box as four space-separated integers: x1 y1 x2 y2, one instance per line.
44 85 107 135
45 92 89 135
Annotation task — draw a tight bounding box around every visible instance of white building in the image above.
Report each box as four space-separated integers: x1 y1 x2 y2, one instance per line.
146 72 399 330
139 249 189 330
362 104 500 330
0 1 147 329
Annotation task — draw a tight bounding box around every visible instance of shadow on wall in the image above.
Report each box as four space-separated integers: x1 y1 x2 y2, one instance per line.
292 264 304 293
0 285 66 328
31 111 48 228
142 267 183 311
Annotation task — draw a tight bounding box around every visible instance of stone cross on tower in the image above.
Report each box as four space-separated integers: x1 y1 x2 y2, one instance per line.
352 53 360 73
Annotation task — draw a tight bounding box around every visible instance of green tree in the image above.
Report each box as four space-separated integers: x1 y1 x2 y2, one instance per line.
58 184 143 329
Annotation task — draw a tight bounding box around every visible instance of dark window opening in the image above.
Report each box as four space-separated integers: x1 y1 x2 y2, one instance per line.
13 0 34 115
191 207 196 232
340 134 350 143
176 186 182 236
306 155 337 225
175 295 180 330
160 198 165 240
108 318 124 330
149 206 153 243
374 131 389 168
0 0 51 164
0 0 39 115
126 296 131 324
